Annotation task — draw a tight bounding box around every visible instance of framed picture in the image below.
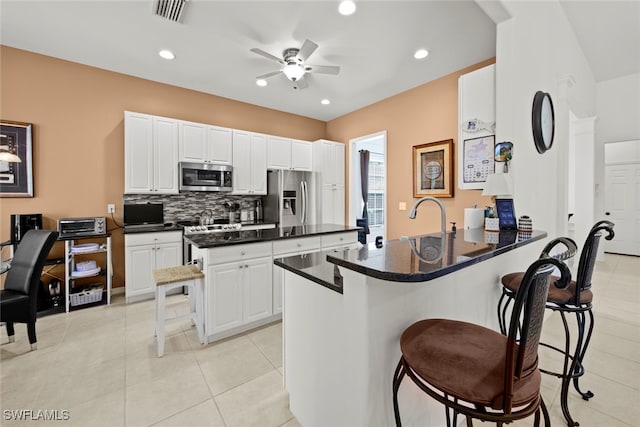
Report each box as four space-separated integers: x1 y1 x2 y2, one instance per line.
0 120 34 197
412 139 454 198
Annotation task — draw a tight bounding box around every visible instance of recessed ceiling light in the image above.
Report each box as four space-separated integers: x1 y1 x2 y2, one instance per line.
321 99 331 105
414 49 429 60
256 79 268 87
338 0 356 16
158 49 175 60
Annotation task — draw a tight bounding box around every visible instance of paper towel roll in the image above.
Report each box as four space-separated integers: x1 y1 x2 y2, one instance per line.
464 208 485 229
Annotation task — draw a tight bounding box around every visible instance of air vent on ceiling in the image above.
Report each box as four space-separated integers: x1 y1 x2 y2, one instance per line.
153 0 188 23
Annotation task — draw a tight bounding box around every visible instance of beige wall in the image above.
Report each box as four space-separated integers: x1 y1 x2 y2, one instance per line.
0 46 326 287
327 58 495 239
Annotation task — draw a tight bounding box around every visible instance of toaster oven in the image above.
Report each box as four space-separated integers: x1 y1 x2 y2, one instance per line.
57 217 107 238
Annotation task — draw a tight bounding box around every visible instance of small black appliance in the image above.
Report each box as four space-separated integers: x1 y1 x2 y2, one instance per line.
10 213 43 244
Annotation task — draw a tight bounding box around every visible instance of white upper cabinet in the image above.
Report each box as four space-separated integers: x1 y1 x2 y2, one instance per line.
179 120 232 165
125 111 178 194
207 126 233 164
267 136 312 171
232 131 267 195
267 136 292 169
291 139 312 171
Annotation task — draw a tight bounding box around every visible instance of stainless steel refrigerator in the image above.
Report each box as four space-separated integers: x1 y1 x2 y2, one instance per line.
263 169 311 227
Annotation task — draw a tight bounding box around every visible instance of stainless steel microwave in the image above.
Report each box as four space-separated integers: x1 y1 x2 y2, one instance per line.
179 162 233 192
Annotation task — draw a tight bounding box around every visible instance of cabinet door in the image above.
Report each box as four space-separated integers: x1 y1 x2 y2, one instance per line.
232 131 251 194
291 140 312 171
155 242 183 270
125 244 155 299
243 257 273 323
124 112 154 193
179 120 207 162
207 126 233 164
273 265 284 314
267 136 291 169
334 143 345 188
153 116 179 193
251 133 267 194
333 186 345 225
208 262 244 334
321 186 336 225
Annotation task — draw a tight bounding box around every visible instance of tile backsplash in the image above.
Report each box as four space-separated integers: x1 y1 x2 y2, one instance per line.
123 193 262 223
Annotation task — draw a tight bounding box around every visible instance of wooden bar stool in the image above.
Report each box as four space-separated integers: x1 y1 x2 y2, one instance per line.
152 264 205 357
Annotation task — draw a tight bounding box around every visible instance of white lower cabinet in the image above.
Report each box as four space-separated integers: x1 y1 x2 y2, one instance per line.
124 231 183 303
193 241 273 340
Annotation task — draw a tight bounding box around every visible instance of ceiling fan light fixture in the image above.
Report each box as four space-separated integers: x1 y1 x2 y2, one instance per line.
414 49 429 59
159 49 175 60
256 79 268 87
339 0 356 16
321 99 331 105
283 64 305 81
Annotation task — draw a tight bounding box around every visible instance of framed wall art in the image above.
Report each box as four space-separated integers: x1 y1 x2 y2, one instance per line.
0 120 34 197
412 139 453 198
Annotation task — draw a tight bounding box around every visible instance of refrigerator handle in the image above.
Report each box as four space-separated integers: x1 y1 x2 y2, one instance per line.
301 181 306 224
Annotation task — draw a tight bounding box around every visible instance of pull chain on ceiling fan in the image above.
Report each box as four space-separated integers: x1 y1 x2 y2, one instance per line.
250 39 340 90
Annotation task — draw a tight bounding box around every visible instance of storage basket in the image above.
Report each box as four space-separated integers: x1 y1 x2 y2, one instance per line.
70 285 103 306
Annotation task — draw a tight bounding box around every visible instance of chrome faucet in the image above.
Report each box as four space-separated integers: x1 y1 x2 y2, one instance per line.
408 197 447 235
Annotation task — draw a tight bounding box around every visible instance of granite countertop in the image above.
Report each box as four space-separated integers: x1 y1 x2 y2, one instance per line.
275 229 547 292
123 224 183 234
185 224 361 248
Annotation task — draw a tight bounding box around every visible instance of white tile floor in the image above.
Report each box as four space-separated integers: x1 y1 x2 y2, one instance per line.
0 253 638 426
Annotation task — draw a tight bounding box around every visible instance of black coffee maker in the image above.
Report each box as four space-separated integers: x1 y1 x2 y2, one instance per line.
10 213 43 244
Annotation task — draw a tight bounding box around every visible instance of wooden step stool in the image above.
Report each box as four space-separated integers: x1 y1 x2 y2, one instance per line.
153 264 205 357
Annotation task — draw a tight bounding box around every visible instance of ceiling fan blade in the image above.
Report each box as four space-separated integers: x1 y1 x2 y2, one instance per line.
256 70 282 80
306 64 340 75
297 39 318 62
293 78 309 90
250 48 285 64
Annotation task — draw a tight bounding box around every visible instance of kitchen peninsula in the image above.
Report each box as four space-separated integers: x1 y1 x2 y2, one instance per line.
188 224 360 343
275 229 547 427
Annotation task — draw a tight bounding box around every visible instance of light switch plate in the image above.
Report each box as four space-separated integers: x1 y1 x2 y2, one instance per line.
399 202 406 211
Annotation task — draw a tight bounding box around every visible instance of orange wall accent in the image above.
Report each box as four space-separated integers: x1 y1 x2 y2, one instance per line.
326 58 495 240
0 46 326 288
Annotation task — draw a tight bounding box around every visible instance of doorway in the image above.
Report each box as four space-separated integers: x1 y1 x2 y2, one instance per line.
604 140 640 256
349 131 387 241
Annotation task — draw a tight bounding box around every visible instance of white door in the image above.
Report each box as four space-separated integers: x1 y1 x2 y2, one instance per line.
155 242 183 270
605 163 640 255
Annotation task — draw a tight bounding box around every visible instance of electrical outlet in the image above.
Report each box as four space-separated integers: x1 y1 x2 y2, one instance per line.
399 202 406 211
107 204 115 214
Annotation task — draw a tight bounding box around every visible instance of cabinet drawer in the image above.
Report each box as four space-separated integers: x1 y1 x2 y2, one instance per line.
273 236 321 255
321 232 358 248
125 231 182 246
207 241 272 265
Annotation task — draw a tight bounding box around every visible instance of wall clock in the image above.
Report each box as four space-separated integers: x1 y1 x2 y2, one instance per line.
531 91 555 154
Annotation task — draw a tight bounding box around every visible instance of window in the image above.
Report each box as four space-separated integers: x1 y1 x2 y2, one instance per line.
367 158 384 227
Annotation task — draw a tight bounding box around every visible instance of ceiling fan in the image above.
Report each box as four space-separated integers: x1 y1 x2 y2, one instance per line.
250 39 340 90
